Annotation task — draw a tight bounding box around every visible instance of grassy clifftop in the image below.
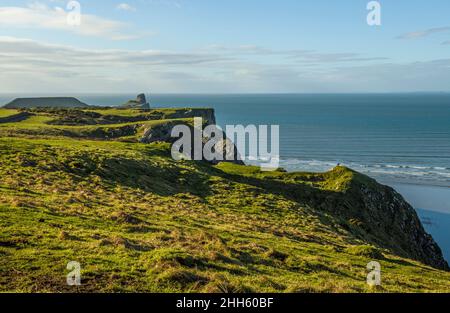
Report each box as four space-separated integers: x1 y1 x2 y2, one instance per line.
0 107 449 292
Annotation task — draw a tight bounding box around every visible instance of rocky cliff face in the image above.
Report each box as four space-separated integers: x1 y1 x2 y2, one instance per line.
121 93 150 109
357 184 449 270
139 109 243 165
316 167 449 270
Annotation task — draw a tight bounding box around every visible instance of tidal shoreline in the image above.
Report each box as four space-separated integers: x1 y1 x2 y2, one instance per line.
390 183 450 214
388 183 450 263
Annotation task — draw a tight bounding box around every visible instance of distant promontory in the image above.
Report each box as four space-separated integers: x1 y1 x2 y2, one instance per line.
3 94 151 110
4 97 89 109
121 93 150 109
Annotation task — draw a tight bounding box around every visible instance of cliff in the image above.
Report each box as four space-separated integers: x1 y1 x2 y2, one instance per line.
0 105 449 292
121 93 150 110
311 167 449 270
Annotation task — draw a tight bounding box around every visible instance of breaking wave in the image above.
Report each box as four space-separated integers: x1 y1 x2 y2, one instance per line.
275 159 450 187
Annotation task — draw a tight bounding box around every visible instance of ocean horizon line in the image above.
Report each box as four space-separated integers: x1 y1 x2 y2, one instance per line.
2 91 450 96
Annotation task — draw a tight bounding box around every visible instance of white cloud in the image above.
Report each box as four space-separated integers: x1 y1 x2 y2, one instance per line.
116 3 136 11
204 45 388 64
1 36 448 93
0 36 228 68
141 0 182 9
397 27 450 40
0 3 142 40
0 36 234 92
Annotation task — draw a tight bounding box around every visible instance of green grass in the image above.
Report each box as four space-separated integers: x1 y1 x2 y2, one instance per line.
0 108 449 293
3 115 54 125
0 109 19 118
0 108 211 140
0 136 449 292
83 107 210 117
83 108 148 116
0 108 193 140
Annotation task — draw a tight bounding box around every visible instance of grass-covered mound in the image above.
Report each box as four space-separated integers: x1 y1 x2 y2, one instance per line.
0 108 212 142
0 107 449 292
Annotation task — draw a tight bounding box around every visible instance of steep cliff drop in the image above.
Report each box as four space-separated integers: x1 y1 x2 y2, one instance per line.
316 166 449 270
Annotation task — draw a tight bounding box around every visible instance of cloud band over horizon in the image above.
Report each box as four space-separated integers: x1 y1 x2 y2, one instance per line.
1 1 450 93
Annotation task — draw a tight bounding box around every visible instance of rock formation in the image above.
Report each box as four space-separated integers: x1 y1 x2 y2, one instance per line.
138 110 243 165
122 93 150 109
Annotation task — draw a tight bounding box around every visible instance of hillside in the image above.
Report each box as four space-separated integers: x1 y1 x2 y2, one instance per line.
0 107 449 292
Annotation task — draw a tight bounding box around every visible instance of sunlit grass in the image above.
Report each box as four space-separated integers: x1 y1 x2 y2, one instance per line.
0 107 449 293
0 109 19 118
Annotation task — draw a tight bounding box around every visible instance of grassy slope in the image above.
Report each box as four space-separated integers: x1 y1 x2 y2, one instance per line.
0 109 19 118
0 108 194 141
0 109 449 293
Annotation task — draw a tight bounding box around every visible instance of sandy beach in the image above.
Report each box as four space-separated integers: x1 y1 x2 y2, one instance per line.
391 183 450 262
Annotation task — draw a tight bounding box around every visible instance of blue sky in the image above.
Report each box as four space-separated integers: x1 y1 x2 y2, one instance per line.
1 0 450 93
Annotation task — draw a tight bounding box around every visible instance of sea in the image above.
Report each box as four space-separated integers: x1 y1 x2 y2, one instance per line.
1 93 449 261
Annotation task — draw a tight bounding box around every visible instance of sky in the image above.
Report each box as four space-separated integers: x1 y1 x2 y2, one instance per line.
1 0 450 93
